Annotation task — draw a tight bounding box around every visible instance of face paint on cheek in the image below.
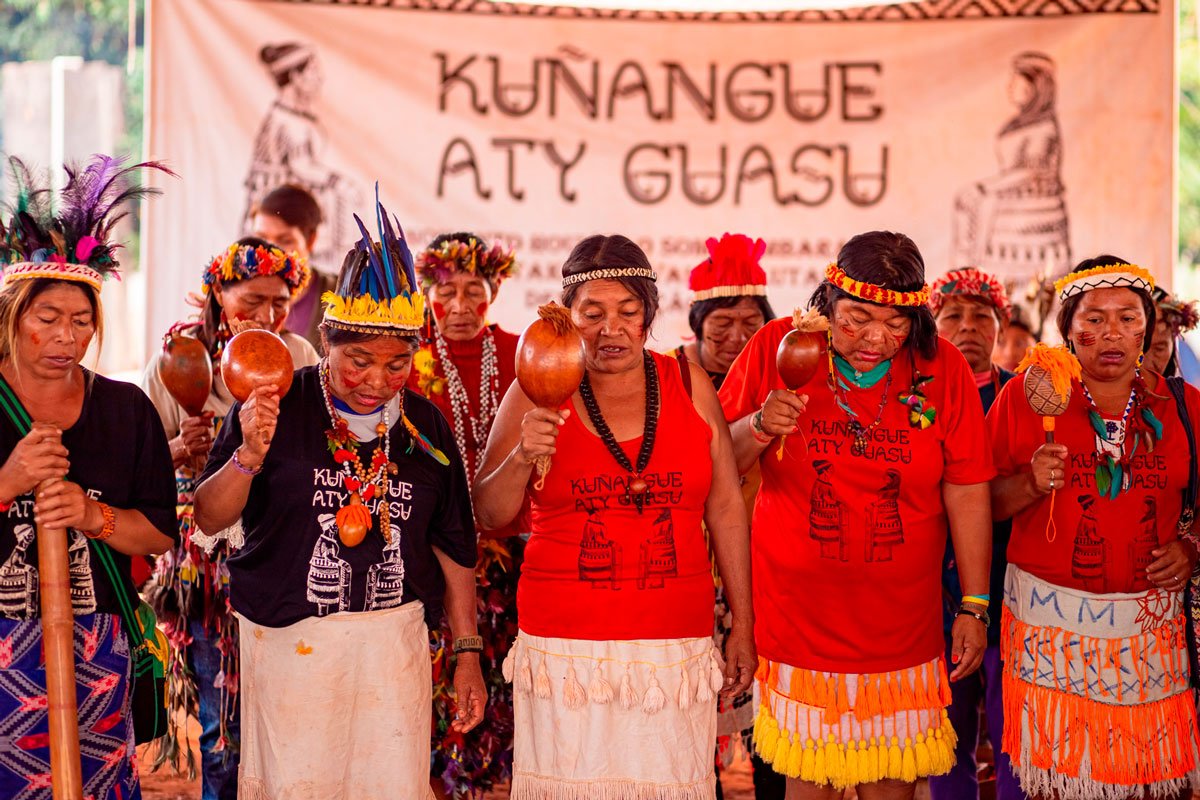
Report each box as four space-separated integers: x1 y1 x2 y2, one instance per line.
387 374 407 392
1077 332 1097 346
30 333 40 346
839 324 856 338
475 303 488 317
432 302 447 321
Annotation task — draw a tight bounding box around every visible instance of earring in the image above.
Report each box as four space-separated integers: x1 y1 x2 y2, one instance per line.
1137 351 1145 369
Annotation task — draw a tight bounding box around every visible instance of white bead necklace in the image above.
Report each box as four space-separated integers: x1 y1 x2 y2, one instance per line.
433 326 500 482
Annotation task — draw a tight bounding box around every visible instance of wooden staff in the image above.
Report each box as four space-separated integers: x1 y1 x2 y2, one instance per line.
36 478 83 799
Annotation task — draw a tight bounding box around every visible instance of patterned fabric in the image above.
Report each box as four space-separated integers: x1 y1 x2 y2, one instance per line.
0 613 139 800
1001 564 1200 800
430 537 523 797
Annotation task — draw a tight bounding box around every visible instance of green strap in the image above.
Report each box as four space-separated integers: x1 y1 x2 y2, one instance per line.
0 375 145 648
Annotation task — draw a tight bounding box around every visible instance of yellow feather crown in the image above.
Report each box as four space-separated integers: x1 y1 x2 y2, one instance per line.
321 290 425 333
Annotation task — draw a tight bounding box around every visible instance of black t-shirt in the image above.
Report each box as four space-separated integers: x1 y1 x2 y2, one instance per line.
0 374 178 620
200 366 477 628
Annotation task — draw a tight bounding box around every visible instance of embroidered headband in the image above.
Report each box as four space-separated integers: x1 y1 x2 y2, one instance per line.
0 155 174 294
562 266 657 288
202 242 311 297
1054 263 1155 301
824 263 930 307
689 233 768 303
928 267 1012 324
416 236 517 295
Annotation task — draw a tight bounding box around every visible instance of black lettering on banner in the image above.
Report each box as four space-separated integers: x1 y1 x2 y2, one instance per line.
608 61 662 121
489 55 540 117
783 63 832 122
437 137 493 199
839 62 884 121
725 62 774 122
548 58 599 119
435 53 487 114
544 140 586 202
663 62 717 121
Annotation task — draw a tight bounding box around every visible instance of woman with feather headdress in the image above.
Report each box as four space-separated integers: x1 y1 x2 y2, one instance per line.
193 187 484 799
0 155 178 799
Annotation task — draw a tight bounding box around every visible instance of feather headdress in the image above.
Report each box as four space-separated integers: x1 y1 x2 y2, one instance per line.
322 184 424 334
321 185 445 465
0 155 175 291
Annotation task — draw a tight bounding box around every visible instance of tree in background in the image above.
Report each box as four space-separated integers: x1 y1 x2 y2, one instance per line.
1182 0 1200 269
0 0 145 253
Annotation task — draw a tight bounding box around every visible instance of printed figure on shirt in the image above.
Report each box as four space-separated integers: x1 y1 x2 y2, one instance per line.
865 469 905 562
0 524 96 618
638 509 679 590
307 513 351 615
809 460 848 562
1071 495 1105 592
365 524 406 611
1129 497 1159 579
578 505 621 590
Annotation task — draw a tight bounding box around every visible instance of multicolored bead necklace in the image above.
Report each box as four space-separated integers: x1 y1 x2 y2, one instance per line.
1080 371 1162 499
320 359 395 545
831 355 893 457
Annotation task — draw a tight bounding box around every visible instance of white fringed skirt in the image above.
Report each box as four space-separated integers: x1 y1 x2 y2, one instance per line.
504 630 721 799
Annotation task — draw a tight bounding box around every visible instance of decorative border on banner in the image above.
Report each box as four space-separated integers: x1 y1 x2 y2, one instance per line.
260 0 1159 22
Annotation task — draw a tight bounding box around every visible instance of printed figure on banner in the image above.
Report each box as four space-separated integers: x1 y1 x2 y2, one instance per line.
953 51 1071 292
242 41 363 267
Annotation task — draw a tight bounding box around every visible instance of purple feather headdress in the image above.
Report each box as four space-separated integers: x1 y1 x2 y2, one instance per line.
0 154 175 292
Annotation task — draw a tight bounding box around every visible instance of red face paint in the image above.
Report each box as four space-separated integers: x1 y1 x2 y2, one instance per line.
30 333 41 346
474 302 488 317
839 324 856 338
890 332 906 347
1077 332 1097 346
387 374 407 392
432 302 447 321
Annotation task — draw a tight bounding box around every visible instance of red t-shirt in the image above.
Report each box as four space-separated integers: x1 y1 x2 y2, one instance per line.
519 351 716 640
989 373 1200 594
719 318 995 673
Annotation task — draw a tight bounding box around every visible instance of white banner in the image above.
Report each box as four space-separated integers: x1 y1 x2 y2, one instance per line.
144 0 1174 354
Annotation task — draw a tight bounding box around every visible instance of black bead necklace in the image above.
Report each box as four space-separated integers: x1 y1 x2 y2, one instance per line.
579 350 660 513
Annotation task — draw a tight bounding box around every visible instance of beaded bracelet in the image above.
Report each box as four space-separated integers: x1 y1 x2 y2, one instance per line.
231 448 263 476
85 502 116 541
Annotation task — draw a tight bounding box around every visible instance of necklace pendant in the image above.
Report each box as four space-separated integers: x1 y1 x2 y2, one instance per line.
335 491 372 547
628 476 648 496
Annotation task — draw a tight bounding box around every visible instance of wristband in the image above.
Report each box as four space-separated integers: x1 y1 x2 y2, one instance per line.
961 594 990 608
453 635 484 654
85 502 116 541
231 448 263 476
751 409 772 444
956 606 990 627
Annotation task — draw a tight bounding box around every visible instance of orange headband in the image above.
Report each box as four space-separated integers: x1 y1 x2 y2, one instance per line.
824 263 930 307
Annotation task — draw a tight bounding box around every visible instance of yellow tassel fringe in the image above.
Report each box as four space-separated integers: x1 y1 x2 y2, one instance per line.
752 703 957 789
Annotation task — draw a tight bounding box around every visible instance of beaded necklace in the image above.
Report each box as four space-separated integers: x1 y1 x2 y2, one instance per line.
320 360 396 545
830 355 894 457
1080 371 1162 499
432 327 499 482
579 351 660 513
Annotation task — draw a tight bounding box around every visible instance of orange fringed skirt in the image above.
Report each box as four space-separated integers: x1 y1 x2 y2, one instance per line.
753 655 957 789
1001 565 1200 800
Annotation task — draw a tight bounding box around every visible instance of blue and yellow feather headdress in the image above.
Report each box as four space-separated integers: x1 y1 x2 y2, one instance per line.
322 184 425 334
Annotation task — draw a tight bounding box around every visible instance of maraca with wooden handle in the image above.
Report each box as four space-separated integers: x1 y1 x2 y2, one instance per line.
1017 343 1080 541
774 309 829 459
157 332 214 472
220 329 295 446
516 303 586 490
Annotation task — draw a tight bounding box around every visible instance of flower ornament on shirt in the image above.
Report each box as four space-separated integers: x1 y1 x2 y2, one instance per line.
413 349 446 396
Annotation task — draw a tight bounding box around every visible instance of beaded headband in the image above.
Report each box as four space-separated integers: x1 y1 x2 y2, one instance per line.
824 263 930 307
1054 263 1155 301
928 267 1011 324
0 262 103 292
562 266 657 288
202 242 311 297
